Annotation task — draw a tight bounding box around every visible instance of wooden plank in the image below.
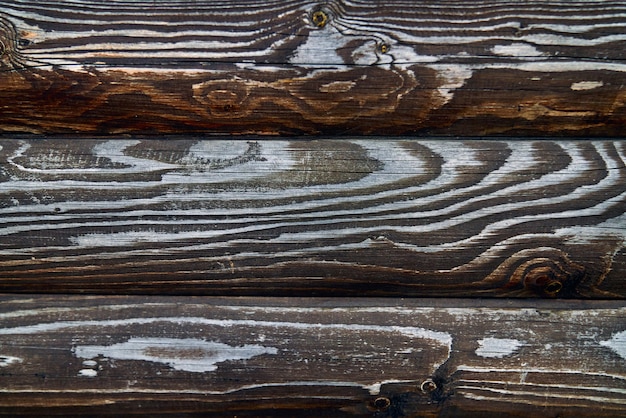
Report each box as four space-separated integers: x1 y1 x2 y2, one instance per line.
0 296 624 416
0 138 624 298
1 0 625 135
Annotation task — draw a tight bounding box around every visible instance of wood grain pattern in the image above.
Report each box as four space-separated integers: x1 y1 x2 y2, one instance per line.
0 296 624 417
0 138 624 297
1 0 625 135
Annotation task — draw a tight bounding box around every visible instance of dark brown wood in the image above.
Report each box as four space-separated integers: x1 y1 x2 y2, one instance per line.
0 296 624 417
1 138 624 298
1 2 624 415
1 1 625 136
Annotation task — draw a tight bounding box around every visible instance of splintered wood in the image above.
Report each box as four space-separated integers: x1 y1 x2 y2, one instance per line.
0 0 625 135
0 139 624 297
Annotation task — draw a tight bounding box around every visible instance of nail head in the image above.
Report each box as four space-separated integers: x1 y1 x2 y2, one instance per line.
373 396 391 410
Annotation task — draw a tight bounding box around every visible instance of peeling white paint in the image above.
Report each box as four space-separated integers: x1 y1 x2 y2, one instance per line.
0 355 22 367
78 369 98 377
492 43 543 57
319 80 357 93
476 338 524 358
0 316 452 378
93 140 176 173
290 26 347 66
428 64 473 104
389 44 438 65
456 366 626 381
73 337 279 373
459 377 626 395
178 141 250 166
162 141 295 184
271 142 619 251
363 379 416 395
1 317 451 353
351 41 378 66
0 380 404 396
600 331 626 360
570 81 604 91
6 140 175 175
459 387 626 405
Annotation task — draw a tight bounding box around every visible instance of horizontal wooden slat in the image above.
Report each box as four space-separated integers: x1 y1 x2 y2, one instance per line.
0 296 624 416
0 138 624 297
1 0 625 135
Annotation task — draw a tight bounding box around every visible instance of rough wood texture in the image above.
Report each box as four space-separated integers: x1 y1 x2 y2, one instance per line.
0 296 624 417
1 0 625 135
0 138 624 297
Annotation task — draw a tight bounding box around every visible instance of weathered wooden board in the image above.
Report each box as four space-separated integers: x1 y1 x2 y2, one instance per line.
0 296 624 417
1 0 625 135
0 138 624 297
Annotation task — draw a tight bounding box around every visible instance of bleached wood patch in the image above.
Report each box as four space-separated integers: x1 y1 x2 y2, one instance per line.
475 338 525 358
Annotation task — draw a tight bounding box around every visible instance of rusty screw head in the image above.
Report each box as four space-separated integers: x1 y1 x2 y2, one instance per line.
373 396 391 410
311 10 328 28
420 379 437 393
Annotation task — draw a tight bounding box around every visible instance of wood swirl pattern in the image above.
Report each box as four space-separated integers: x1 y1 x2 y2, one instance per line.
0 138 624 297
0 0 625 135
0 296 624 416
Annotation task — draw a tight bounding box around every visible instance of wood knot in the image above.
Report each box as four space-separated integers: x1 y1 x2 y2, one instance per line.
503 251 586 298
192 79 252 118
0 16 18 65
520 259 581 297
0 16 30 70
523 265 563 296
